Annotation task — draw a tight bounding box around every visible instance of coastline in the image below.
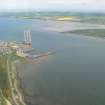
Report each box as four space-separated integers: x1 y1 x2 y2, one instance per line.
15 62 35 105
7 59 27 105
14 63 27 105
62 32 105 41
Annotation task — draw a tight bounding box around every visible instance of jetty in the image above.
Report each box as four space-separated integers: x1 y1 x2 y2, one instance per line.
28 51 55 59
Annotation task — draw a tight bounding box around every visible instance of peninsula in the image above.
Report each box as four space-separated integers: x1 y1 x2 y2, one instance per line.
0 30 54 105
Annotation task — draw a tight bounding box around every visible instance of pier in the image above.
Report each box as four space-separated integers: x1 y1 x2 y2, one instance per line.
28 51 55 59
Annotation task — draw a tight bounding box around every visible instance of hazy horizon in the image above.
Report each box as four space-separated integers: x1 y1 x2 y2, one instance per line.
0 0 105 13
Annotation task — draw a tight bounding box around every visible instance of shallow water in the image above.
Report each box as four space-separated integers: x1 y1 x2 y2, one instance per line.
1 18 105 105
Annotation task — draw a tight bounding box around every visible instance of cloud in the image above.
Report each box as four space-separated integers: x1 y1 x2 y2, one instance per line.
0 0 104 12
33 0 97 5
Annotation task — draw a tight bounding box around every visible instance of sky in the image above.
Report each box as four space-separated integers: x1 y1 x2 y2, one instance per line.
0 0 105 12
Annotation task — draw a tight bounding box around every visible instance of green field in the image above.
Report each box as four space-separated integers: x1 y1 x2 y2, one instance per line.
0 56 8 90
0 70 8 89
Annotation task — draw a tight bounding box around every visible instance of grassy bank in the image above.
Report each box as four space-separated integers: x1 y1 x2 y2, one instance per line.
0 53 25 105
0 55 11 98
0 70 7 89
63 29 105 38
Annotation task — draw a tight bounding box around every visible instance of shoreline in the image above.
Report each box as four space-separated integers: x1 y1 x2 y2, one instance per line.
15 61 38 105
15 64 27 105
7 59 27 105
12 61 27 105
61 32 105 42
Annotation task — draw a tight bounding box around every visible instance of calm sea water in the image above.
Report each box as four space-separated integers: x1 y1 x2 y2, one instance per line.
1 18 105 105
